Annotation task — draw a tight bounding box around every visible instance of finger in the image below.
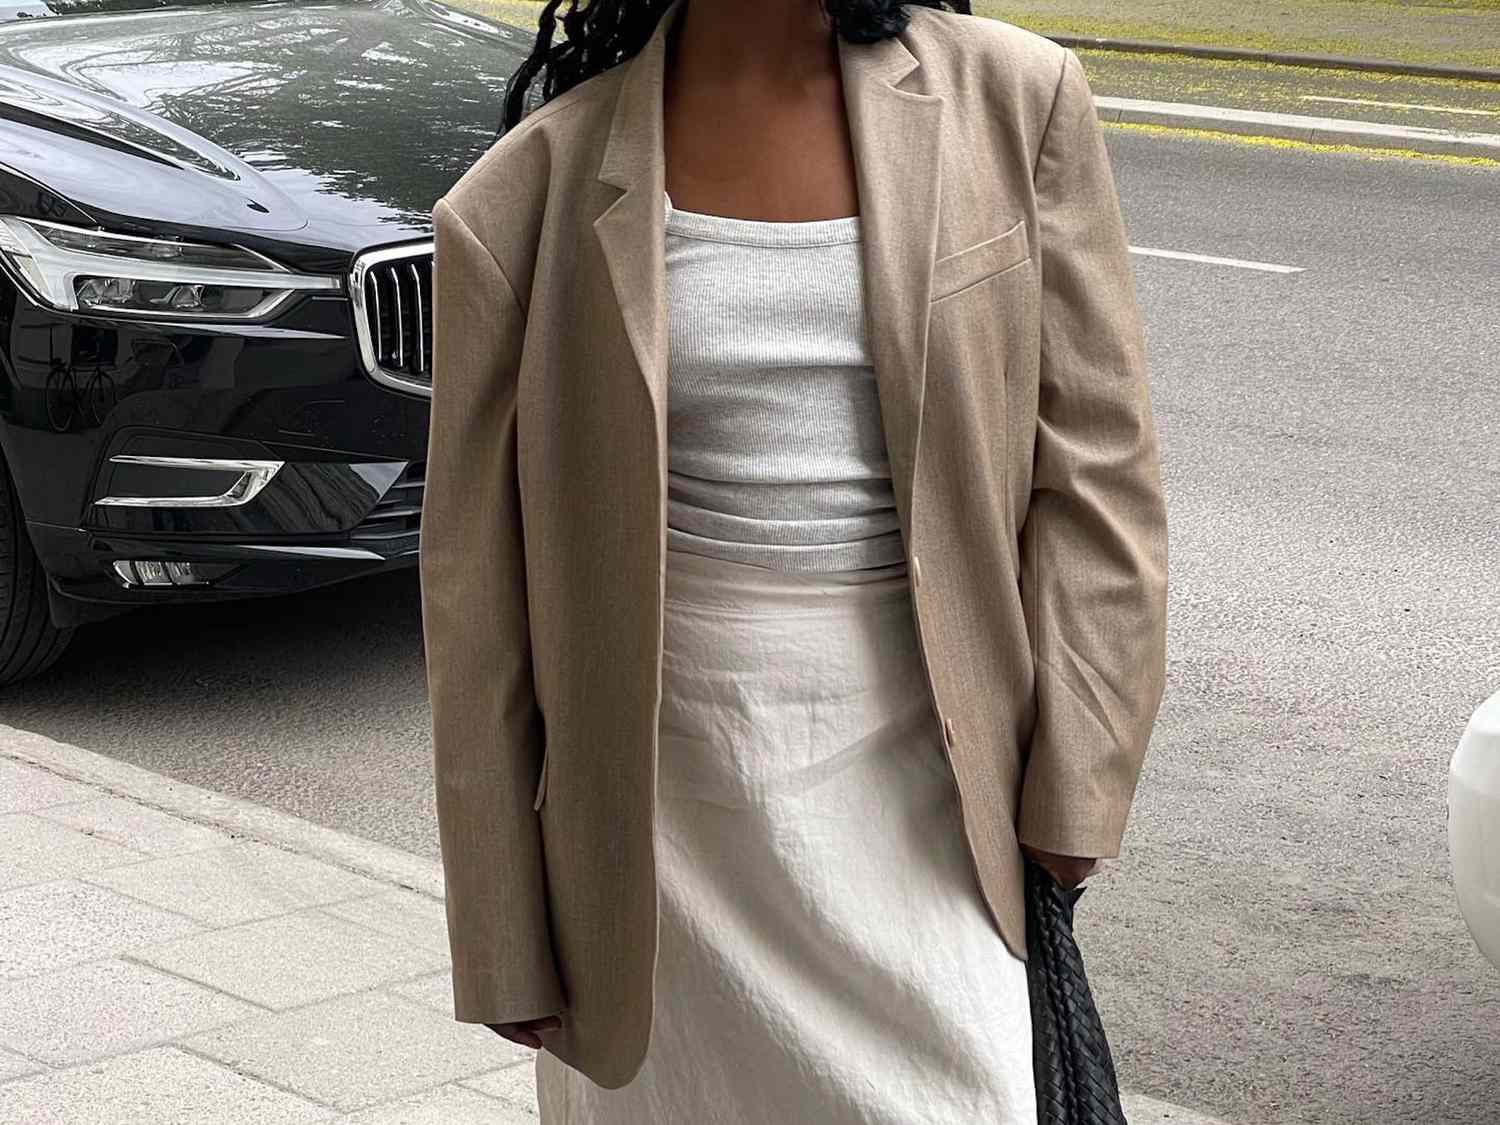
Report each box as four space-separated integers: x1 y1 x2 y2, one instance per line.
1053 863 1087 889
1070 863 1100 888
487 1025 543 1049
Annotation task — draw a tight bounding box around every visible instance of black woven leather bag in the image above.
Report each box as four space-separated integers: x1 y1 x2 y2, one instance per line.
1024 855 1128 1125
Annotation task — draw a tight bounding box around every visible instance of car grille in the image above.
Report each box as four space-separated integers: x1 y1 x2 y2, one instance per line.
350 460 425 545
350 242 434 396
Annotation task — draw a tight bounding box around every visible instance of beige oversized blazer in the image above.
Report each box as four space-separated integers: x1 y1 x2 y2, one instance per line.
420 0 1167 1091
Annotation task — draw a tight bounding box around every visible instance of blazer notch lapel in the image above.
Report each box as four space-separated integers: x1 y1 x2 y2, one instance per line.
837 29 944 543
592 0 685 452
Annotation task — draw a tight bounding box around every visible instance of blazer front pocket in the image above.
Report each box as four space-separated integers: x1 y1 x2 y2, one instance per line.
930 217 1031 303
532 744 550 811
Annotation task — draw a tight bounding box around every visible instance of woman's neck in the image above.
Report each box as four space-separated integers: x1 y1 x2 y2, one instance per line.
667 0 838 93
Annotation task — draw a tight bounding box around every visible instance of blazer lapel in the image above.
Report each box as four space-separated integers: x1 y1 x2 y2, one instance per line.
837 26 943 534
592 0 679 457
593 0 944 536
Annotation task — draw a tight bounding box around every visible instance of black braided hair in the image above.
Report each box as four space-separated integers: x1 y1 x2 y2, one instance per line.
497 0 972 135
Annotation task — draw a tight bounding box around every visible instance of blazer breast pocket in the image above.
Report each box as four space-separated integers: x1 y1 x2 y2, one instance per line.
930 217 1031 304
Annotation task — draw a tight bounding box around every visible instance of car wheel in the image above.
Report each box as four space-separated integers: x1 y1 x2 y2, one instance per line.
0 453 74 685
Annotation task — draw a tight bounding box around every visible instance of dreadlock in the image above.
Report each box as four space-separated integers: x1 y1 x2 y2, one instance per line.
498 0 972 135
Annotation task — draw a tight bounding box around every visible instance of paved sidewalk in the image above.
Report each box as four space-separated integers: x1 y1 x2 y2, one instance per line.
0 723 1230 1124
0 728 536 1124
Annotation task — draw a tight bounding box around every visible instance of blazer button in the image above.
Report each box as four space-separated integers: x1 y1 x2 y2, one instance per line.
912 554 923 587
944 716 957 747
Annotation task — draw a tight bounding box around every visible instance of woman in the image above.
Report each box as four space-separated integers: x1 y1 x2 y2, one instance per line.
420 0 1168 1122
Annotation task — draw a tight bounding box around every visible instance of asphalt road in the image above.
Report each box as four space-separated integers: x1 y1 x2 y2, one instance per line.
3 129 1498 1124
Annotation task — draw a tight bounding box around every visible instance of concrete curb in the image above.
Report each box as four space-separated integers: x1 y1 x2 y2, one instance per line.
1049 34 1500 84
1095 95 1500 160
0 721 445 900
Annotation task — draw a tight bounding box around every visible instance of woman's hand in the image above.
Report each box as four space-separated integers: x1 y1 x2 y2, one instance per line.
486 1014 563 1050
1021 845 1099 890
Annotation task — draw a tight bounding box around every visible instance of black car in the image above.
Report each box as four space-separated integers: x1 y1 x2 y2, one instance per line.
0 0 539 684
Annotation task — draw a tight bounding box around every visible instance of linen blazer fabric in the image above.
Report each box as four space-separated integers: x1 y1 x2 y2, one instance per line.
419 0 1168 1090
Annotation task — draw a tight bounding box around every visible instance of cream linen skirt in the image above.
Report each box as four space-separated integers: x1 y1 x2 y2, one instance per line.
536 546 1037 1124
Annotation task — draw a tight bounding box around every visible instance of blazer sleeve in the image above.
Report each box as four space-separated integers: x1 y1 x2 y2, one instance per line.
1015 48 1169 861
420 196 566 1022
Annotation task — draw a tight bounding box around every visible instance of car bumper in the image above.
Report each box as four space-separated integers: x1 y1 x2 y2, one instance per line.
0 258 432 616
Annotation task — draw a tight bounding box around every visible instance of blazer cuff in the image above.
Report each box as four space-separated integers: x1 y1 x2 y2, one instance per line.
448 955 567 1025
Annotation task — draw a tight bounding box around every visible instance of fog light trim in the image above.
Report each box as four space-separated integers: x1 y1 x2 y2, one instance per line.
94 455 284 509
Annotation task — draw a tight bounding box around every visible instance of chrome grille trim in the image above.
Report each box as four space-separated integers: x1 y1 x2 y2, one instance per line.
408 260 425 367
392 267 405 369
350 240 434 397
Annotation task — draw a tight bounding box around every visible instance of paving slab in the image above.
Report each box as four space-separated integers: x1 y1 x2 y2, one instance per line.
382 970 532 1069
34 793 234 857
86 838 387 926
0 758 98 813
386 968 458 1015
0 1045 43 1083
181 990 515 1113
0 811 147 890
0 1045 335 1124
128 909 447 1010
0 722 442 899
461 1060 542 1117
338 1080 532 1124
320 886 453 956
0 878 201 981
0 957 258 1067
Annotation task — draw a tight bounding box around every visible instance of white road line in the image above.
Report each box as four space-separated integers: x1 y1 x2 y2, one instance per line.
1299 94 1499 118
1130 245 1306 273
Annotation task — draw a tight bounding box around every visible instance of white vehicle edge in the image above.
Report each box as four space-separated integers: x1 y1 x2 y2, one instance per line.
1450 686 1500 970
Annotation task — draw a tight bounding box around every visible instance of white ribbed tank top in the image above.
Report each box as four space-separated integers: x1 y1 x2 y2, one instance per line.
663 189 908 576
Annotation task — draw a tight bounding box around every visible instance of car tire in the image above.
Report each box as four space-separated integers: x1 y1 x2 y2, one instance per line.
0 454 74 685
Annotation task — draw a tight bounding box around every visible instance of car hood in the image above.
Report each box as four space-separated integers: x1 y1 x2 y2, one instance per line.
0 0 537 260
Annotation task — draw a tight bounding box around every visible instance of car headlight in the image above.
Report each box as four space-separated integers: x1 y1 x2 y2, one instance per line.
0 216 341 320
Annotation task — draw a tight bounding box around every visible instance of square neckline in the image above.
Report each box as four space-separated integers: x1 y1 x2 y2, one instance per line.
664 189 862 247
